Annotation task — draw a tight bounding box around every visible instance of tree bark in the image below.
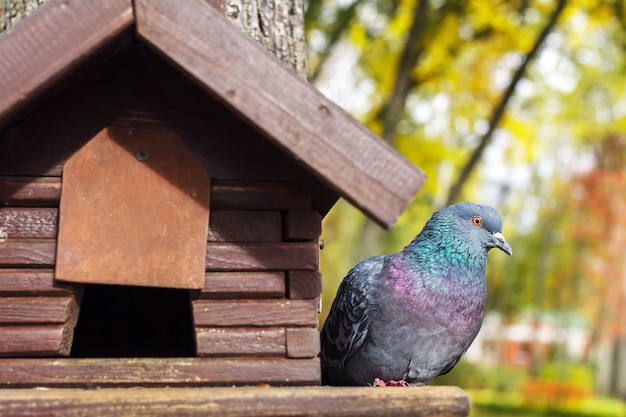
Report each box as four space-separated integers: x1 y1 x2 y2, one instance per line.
0 0 46 32
225 0 307 78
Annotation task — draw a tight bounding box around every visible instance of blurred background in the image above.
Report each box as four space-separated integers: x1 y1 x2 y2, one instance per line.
306 0 626 415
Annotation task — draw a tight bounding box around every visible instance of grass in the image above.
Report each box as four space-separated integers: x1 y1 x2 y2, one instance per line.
467 389 626 417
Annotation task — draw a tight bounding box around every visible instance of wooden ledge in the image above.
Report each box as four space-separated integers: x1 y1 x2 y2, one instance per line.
0 386 469 417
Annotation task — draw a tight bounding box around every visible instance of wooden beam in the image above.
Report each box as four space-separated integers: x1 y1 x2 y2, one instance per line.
0 297 77 325
0 325 71 356
0 269 75 296
193 299 318 327
0 386 470 417
199 272 285 299
0 0 133 125
283 210 322 241
196 327 285 357
0 177 311 210
286 328 320 359
0 241 318 271
287 270 322 299
0 357 321 387
205 241 319 271
135 0 425 228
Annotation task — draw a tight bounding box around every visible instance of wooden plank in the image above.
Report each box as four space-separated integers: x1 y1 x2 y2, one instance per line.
0 208 58 239
0 386 470 417
0 297 77 325
0 241 319 271
283 210 322 241
199 272 285 299
0 177 61 207
205 242 319 271
0 241 56 267
135 0 425 228
286 328 320 359
0 208 281 242
0 269 75 295
193 299 318 327
287 270 322 299
0 0 133 125
0 177 310 210
196 327 285 357
211 182 310 210
209 210 281 242
0 325 70 357
55 127 210 289
0 357 321 387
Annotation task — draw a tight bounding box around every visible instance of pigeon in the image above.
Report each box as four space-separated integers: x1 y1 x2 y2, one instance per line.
320 202 512 386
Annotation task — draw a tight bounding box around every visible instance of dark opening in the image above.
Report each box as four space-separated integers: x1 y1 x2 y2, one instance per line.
71 284 196 357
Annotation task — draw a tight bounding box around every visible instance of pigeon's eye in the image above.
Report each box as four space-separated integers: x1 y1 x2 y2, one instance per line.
472 216 482 227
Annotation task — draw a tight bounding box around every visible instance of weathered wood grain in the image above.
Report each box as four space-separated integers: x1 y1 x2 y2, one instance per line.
0 325 71 357
0 386 470 417
0 208 282 242
286 327 320 359
55 127 210 289
205 241 319 271
0 177 311 210
0 357 321 387
0 207 57 239
0 241 318 271
287 270 322 299
0 177 61 207
0 269 76 296
0 297 77 325
211 182 311 211
0 241 56 267
208 210 281 242
193 299 318 327
135 0 425 228
196 327 285 357
199 272 285 298
0 0 133 125
283 210 321 241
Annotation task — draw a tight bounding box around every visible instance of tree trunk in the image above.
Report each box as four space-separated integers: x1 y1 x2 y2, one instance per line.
225 0 307 78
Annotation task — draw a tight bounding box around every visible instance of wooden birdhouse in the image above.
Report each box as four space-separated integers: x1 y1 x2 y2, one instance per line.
0 0 469 415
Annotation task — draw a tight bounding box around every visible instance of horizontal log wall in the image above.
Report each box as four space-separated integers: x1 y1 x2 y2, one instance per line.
0 172 322 386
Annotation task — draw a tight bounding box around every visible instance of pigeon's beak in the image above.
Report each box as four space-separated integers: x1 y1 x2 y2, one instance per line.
492 232 513 256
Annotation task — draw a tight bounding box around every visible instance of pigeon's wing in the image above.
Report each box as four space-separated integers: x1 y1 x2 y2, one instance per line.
320 256 384 373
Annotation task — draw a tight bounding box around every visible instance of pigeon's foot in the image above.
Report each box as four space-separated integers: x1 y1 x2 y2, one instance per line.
373 378 411 387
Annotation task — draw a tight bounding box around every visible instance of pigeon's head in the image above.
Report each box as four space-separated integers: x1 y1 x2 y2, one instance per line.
428 202 512 256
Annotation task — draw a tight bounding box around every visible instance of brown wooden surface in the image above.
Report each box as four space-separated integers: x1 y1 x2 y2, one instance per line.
0 357 321 387
288 270 322 299
208 210 281 242
0 325 70 356
283 210 322 241
0 208 57 239
0 269 75 295
196 327 285 357
0 177 310 210
0 386 470 417
0 0 133 125
193 299 318 327
0 297 77 325
55 126 210 289
286 328 320 359
0 208 281 242
205 241 319 271
135 0 425 228
0 241 318 271
199 272 285 299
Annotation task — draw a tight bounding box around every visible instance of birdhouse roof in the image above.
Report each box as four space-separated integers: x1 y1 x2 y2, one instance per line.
0 0 425 228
